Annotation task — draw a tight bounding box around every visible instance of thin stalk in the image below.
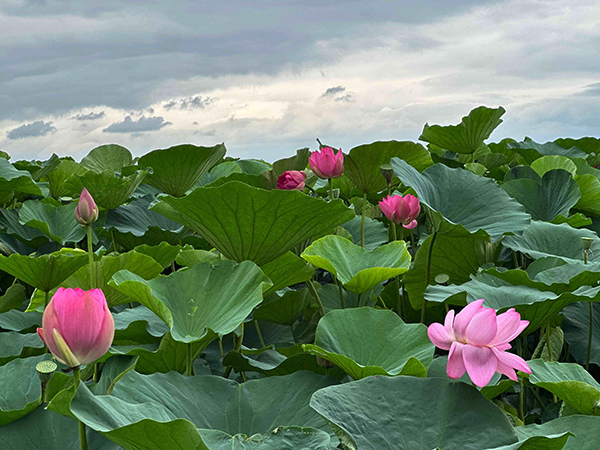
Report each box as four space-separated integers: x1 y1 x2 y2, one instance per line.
186 343 193 376
86 226 95 288
44 290 50 308
512 251 519 269
337 280 345 309
41 382 48 403
517 339 525 422
585 249 593 371
546 324 554 362
171 261 176 274
72 367 88 450
361 192 367 248
409 229 416 258
357 293 363 307
421 231 438 323
306 281 326 317
254 320 266 348
390 222 402 316
223 323 244 379
328 178 333 200
526 380 545 409
218 338 224 358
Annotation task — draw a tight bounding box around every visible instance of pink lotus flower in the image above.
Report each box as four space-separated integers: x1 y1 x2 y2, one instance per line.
75 188 98 225
379 194 420 229
37 288 114 367
309 147 344 179
428 300 531 387
277 170 307 191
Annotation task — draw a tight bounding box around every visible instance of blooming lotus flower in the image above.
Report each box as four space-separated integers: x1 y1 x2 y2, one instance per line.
37 288 114 367
309 147 344 179
428 300 531 387
277 170 307 191
75 188 98 225
379 194 420 229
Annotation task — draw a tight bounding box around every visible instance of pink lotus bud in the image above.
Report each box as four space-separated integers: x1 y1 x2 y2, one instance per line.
37 288 114 367
378 194 421 229
75 188 98 225
309 147 344 179
277 170 307 191
428 300 531 387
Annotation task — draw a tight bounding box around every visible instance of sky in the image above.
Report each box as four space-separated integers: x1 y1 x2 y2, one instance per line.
1 0 599 162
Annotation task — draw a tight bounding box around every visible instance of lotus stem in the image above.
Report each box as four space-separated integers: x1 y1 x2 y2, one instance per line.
421 231 438 324
361 193 367 248
186 342 193 377
72 367 88 450
254 320 266 348
328 178 333 200
584 247 593 371
337 280 345 309
409 229 416 259
307 280 326 317
546 324 554 362
86 225 95 288
44 290 49 308
223 323 245 379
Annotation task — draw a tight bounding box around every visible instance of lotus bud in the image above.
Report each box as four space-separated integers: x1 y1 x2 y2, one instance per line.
309 147 344 179
277 170 307 191
380 164 394 186
37 288 114 368
378 194 421 229
74 188 98 225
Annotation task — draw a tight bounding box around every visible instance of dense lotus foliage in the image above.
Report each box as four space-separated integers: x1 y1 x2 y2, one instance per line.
1 106 600 449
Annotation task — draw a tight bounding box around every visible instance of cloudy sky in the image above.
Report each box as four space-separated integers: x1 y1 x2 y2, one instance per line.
1 0 599 162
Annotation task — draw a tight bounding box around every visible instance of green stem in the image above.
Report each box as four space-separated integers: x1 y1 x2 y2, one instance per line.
72 367 88 450
546 324 554 362
186 342 193 376
86 226 95 288
254 320 266 348
516 339 525 422
337 280 345 309
391 222 397 242
389 226 402 317
218 338 224 358
361 192 367 248
223 323 244 379
328 178 333 200
44 290 50 309
409 229 416 259
306 280 326 317
587 301 593 371
357 293 363 307
421 231 438 324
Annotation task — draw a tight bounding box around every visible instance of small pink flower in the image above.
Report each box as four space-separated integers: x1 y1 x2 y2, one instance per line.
75 188 98 225
379 194 420 229
37 288 114 367
309 147 344 179
428 300 531 387
277 170 307 191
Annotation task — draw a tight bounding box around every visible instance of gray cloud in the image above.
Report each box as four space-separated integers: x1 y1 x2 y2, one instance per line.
6 120 56 139
72 111 106 120
102 116 171 133
321 86 346 97
164 95 213 111
335 94 355 103
577 82 600 97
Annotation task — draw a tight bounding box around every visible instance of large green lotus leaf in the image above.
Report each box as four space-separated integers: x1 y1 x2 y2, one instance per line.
516 416 600 450
418 106 505 155
0 248 88 292
0 355 52 425
502 221 600 264
175 248 219 267
51 370 335 449
404 231 500 310
527 359 600 415
341 215 388 251
310 376 520 450
222 347 346 379
425 273 600 334
555 137 600 155
391 159 530 240
0 284 27 313
80 144 133 173
199 427 333 450
551 213 591 228
260 251 315 296
530 156 577 177
303 308 434 379
502 170 581 221
0 158 44 197
344 140 433 193
18 200 85 245
485 435 571 450
508 138 588 164
13 154 59 182
91 355 139 395
110 260 271 343
44 159 88 199
254 289 311 326
27 250 164 311
0 208 48 248
151 181 355 266
138 144 226 197
113 306 169 345
301 235 410 294
104 194 185 237
64 169 147 210
234 158 271 175
0 309 42 331
318 282 383 313
197 161 243 187
0 332 45 365
132 242 182 270
206 172 272 190
1 405 119 450
562 302 600 367
575 173 600 216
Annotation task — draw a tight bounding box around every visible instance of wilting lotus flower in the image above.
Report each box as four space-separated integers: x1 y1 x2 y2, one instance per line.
379 194 420 229
75 188 98 225
309 147 344 179
428 300 531 387
277 170 307 191
37 288 114 367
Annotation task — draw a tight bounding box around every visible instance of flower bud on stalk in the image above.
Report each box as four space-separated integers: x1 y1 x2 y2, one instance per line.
74 188 98 226
277 170 307 191
309 147 344 179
